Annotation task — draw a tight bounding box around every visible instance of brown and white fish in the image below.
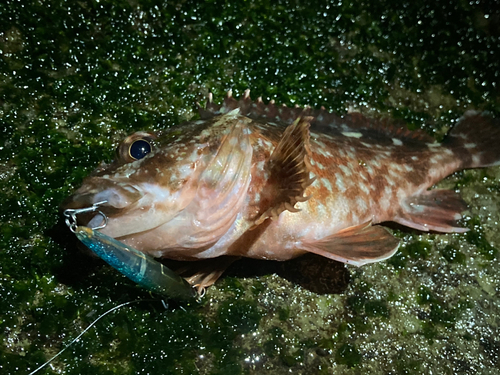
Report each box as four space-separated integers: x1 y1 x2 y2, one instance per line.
64 90 500 289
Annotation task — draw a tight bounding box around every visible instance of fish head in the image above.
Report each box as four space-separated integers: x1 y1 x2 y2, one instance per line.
65 129 206 236
63 110 254 256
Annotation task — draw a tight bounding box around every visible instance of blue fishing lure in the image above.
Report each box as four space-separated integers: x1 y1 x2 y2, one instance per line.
64 202 196 300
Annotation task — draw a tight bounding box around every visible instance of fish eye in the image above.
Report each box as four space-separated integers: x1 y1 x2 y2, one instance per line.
129 139 152 160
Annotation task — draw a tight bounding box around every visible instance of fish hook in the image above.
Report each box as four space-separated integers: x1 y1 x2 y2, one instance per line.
63 200 108 233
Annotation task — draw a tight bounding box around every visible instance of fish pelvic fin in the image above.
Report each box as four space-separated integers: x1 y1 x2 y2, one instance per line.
176 256 241 293
300 221 400 266
394 189 469 233
444 111 500 169
253 117 315 226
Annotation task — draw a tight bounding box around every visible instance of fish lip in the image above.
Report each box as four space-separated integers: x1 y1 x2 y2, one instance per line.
61 192 131 212
63 178 144 208
61 180 145 229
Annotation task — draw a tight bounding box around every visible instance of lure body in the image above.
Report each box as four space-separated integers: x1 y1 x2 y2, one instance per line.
75 226 196 299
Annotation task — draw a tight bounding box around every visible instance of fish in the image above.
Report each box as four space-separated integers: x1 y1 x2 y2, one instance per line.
64 90 500 290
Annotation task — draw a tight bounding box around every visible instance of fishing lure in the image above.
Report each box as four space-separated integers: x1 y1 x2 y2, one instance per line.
63 202 197 300
27 204 197 375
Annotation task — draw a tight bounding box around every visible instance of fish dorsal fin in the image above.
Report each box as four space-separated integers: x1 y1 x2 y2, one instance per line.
310 110 435 145
186 120 253 247
253 117 315 226
198 89 314 124
198 90 435 146
300 221 400 266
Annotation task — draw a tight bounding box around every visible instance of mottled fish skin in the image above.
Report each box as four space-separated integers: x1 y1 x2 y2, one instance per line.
64 90 500 287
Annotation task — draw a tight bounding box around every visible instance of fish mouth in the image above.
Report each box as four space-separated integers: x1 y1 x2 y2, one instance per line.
62 179 144 227
62 178 190 240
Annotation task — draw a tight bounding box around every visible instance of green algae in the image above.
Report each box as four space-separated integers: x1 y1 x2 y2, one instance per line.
335 343 361 368
466 216 499 261
346 281 390 319
387 240 432 269
1 0 500 374
440 244 467 265
416 285 474 342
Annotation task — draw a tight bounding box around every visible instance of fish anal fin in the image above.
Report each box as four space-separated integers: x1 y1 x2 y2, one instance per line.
395 189 468 233
301 222 400 266
254 117 315 225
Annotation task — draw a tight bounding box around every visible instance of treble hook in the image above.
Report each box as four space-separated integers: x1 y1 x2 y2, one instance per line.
63 201 109 233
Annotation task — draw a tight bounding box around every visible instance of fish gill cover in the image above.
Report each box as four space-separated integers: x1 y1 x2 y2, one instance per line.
0 0 499 374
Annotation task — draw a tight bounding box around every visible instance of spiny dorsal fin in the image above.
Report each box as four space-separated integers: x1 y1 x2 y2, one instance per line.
253 117 315 226
198 89 314 124
198 90 435 145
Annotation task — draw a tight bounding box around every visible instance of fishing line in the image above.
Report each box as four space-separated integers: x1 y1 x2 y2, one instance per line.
29 203 199 373
28 298 160 375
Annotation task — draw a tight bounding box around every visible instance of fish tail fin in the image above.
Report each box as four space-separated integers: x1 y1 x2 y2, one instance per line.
444 111 500 169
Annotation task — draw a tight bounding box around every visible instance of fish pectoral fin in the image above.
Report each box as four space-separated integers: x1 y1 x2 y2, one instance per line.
254 117 315 226
300 221 400 266
394 189 469 233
